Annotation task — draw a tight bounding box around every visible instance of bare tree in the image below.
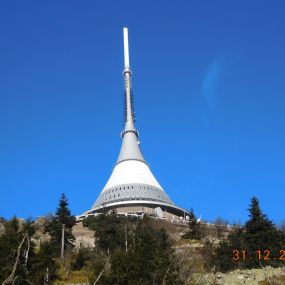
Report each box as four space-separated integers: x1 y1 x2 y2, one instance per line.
213 217 228 239
2 233 30 285
93 256 109 285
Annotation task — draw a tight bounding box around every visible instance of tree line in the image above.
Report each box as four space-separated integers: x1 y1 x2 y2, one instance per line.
0 194 182 285
0 195 284 284
184 197 285 272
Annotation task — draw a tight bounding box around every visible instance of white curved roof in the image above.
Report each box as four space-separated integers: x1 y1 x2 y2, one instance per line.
102 160 163 192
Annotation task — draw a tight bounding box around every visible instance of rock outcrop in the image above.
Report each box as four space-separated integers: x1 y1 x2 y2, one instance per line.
72 222 95 248
192 266 285 285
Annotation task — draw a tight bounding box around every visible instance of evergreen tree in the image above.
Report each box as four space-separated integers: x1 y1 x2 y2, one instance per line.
182 209 204 240
84 214 182 285
0 217 57 284
72 247 91 270
242 197 284 268
45 193 76 257
28 242 58 284
126 217 180 285
56 193 76 228
0 217 24 283
83 210 125 253
214 197 285 272
214 226 246 272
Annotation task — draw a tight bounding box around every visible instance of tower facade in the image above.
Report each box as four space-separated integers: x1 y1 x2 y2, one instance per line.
80 28 187 220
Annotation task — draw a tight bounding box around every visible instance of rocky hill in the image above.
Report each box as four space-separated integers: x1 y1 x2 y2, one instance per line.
69 219 285 285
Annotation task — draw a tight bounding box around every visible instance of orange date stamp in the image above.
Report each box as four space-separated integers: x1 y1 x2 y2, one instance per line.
233 250 285 261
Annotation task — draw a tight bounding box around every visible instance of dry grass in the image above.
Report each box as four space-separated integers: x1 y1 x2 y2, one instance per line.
54 262 89 285
175 238 204 246
259 276 285 285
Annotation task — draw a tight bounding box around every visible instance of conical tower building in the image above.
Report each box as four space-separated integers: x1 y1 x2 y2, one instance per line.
81 28 187 220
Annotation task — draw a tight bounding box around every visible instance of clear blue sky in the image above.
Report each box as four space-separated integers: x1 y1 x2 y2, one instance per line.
0 1 284 224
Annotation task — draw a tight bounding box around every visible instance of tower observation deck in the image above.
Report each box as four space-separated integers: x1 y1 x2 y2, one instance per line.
80 28 187 221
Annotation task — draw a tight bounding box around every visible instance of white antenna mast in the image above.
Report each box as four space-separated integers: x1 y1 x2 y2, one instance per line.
122 27 135 133
123 27 130 68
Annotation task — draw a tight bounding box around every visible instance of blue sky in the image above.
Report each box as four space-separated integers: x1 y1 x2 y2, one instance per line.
0 1 284 224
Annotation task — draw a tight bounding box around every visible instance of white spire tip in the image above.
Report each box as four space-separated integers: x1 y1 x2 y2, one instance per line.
123 27 130 68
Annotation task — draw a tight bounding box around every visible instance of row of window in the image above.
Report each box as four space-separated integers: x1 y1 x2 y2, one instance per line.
103 196 163 203
106 185 157 195
100 189 164 202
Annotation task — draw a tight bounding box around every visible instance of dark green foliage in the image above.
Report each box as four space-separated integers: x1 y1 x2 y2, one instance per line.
72 247 90 270
182 209 204 240
242 197 284 268
0 217 25 283
86 210 125 253
215 240 238 272
125 218 181 285
28 242 58 284
213 227 245 272
86 249 110 284
108 250 130 284
0 196 78 283
56 193 76 228
82 215 97 230
84 214 182 285
213 197 285 272
0 217 57 285
45 193 76 256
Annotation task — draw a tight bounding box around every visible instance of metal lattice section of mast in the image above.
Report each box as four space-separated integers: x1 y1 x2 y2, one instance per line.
123 70 136 128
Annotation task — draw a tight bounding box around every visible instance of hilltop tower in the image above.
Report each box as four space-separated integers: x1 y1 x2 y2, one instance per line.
80 28 187 220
